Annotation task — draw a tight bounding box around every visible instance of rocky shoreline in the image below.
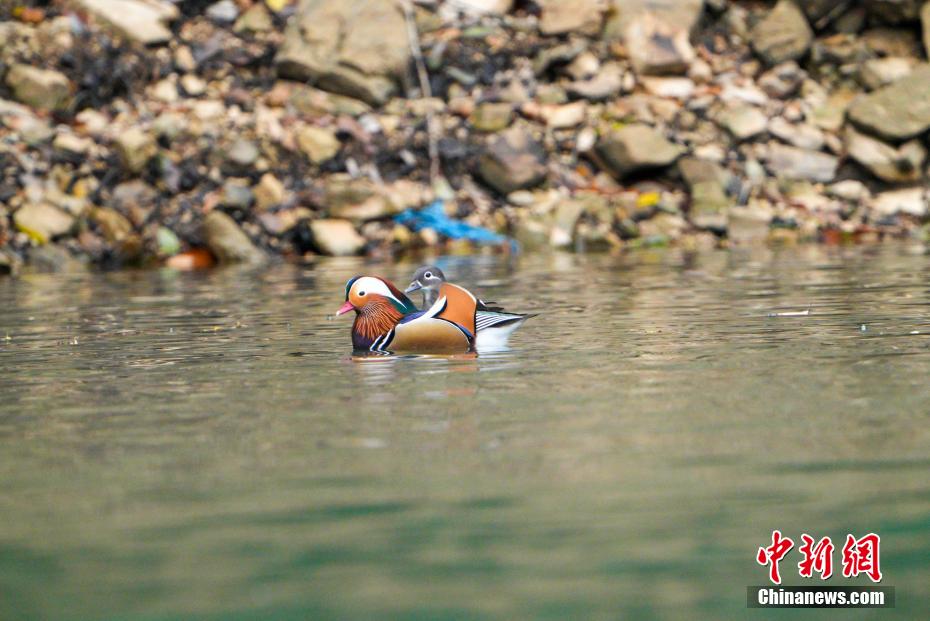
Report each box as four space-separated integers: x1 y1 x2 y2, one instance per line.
2 0 930 273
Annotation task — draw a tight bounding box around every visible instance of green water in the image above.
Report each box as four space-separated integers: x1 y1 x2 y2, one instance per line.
1 244 928 620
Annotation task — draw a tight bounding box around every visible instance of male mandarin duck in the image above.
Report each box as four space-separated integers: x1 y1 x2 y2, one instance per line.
336 276 477 353
404 265 535 348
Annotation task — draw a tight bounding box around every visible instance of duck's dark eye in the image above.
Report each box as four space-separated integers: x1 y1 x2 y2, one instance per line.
358 291 366 297
424 272 432 279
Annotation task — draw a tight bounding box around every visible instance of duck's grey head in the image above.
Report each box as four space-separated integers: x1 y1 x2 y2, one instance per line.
404 265 445 294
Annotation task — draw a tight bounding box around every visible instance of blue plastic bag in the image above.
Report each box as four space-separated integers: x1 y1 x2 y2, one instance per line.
394 200 511 246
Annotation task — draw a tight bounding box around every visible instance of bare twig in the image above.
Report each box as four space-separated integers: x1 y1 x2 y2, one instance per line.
399 0 441 185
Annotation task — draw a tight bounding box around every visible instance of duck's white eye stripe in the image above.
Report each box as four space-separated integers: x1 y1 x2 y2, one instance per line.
352 277 401 304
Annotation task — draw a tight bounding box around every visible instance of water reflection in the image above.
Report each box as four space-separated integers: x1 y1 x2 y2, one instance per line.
0 244 929 619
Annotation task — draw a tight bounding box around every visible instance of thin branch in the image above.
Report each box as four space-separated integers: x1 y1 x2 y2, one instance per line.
399 0 441 185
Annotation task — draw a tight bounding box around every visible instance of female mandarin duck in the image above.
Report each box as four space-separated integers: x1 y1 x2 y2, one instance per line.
404 265 534 348
336 276 477 353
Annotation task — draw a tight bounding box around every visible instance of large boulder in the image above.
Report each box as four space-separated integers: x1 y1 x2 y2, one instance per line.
751 0 813 65
597 124 683 178
847 64 930 141
477 127 548 194
276 0 409 106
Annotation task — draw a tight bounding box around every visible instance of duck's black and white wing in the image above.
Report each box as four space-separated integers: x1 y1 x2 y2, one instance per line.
474 310 536 348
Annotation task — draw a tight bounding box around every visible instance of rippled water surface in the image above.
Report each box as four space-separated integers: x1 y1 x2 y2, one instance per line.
1 244 929 620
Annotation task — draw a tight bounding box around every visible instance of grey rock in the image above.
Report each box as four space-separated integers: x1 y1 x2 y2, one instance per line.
764 143 838 182
321 175 381 220
296 126 341 163
605 0 704 41
641 76 695 99
549 199 586 248
13 203 74 242
728 204 773 243
751 0 814 64
679 157 729 188
52 132 93 155
445 0 513 14
180 74 206 96
768 117 825 151
5 64 70 111
222 180 254 209
719 105 768 140
566 52 601 81
845 126 926 183
860 57 914 91
289 84 371 117
477 127 548 194
91 207 140 257
276 0 409 106
690 181 732 230
537 101 587 129
111 180 158 226
309 219 366 256
758 61 806 98
25 244 73 273
234 3 273 32
597 124 684 178
75 0 175 45
446 67 478 88
469 102 513 132
625 12 695 75
847 64 930 140
862 27 921 58
203 211 264 263
828 180 871 202
539 0 605 36
253 173 286 211
870 187 927 217
116 127 157 174
566 63 624 101
533 40 587 76
226 139 260 167
206 0 238 23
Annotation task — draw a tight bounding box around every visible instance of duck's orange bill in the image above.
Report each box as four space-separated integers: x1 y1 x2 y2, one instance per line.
336 301 355 316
